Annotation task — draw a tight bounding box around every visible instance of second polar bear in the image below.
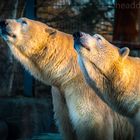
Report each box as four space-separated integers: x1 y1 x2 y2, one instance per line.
74 32 140 140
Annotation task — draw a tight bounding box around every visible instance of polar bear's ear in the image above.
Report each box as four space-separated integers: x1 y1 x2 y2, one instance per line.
45 28 57 36
120 47 130 59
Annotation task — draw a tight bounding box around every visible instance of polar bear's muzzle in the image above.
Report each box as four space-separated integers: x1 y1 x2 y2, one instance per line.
73 31 91 51
0 20 16 40
73 32 96 51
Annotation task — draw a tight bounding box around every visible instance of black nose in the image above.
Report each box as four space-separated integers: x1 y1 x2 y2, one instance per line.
73 32 83 40
0 20 8 28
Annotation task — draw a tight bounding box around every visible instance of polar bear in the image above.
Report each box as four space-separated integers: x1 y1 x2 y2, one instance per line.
73 32 140 140
0 18 133 140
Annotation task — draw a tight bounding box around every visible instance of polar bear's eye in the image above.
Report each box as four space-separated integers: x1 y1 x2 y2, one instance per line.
22 20 27 25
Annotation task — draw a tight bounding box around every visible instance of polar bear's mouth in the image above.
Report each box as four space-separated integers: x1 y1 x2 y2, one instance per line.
1 29 16 38
80 41 91 51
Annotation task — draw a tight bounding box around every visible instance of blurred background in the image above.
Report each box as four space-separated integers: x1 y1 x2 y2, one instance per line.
0 0 140 139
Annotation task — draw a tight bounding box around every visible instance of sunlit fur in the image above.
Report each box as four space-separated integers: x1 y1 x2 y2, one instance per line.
0 18 134 140
75 33 140 140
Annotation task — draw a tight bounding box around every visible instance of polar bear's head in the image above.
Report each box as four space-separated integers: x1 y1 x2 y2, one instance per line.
73 32 130 75
0 18 57 54
0 18 75 85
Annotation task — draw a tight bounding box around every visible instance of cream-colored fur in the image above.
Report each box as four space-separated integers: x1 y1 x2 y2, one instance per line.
74 32 140 140
0 18 133 140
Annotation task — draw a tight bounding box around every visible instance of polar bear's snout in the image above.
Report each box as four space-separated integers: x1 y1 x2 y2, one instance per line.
74 32 99 52
73 31 91 52
0 19 19 43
